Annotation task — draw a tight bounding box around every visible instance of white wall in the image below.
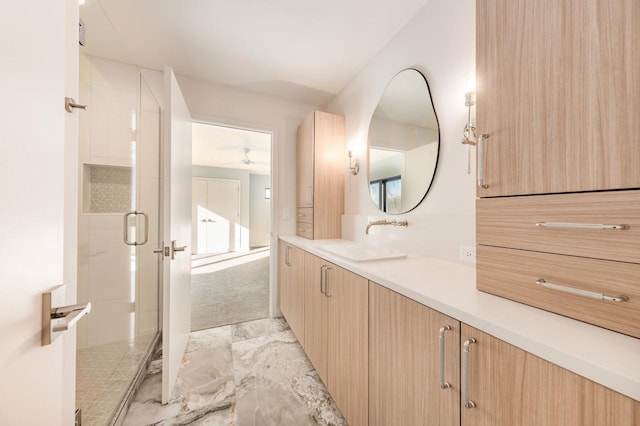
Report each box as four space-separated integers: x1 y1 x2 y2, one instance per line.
326 0 476 263
140 70 317 240
250 174 271 247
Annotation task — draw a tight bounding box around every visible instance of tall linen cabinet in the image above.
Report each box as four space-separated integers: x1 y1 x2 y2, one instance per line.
296 110 345 239
475 0 640 338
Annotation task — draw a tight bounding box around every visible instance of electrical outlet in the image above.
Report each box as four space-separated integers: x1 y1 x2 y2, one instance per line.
459 245 476 262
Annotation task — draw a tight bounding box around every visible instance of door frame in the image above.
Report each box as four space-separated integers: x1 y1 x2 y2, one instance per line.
191 116 278 317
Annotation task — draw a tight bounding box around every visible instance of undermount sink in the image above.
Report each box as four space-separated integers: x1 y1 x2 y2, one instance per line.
317 242 407 262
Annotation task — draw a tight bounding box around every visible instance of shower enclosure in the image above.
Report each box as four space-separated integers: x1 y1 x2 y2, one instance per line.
76 54 162 425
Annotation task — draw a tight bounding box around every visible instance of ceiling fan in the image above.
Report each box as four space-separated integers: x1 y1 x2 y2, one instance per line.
240 148 255 165
221 147 265 166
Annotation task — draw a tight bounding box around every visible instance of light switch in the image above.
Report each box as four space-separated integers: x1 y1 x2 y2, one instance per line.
283 208 291 220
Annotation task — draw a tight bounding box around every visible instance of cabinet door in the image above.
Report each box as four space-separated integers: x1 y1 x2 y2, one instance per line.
461 324 640 426
327 268 368 426
303 252 328 383
278 241 305 345
369 283 460 426
297 112 314 208
312 111 345 239
477 0 640 197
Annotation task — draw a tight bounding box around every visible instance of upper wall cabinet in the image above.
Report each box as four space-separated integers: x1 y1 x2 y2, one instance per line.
296 110 345 239
476 0 640 197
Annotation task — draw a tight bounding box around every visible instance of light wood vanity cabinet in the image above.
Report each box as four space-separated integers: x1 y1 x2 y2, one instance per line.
476 0 640 197
302 252 369 426
296 110 345 239
368 282 639 426
476 0 640 337
461 325 640 426
279 245 639 425
278 240 305 345
369 283 460 426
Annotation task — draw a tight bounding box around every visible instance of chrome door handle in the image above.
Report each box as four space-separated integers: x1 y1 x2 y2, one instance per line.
123 211 149 246
463 337 477 408
171 240 187 260
477 134 489 189
65 97 87 113
439 325 452 389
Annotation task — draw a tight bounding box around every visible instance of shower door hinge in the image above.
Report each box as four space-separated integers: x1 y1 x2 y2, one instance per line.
75 409 81 426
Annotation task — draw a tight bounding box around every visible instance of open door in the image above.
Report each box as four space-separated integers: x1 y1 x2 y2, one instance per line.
161 67 193 404
0 0 79 424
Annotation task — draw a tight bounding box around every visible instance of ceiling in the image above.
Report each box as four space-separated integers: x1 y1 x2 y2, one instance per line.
80 0 432 174
192 123 272 175
80 0 432 106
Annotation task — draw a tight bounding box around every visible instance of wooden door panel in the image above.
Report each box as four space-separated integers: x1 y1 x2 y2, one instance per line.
302 252 328 383
328 269 368 426
369 283 460 426
461 324 640 425
477 0 640 197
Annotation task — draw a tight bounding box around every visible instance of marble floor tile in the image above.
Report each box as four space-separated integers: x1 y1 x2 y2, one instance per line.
231 317 290 343
123 317 346 426
232 330 314 394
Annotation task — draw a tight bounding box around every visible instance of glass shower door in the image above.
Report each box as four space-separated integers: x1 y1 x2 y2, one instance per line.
76 55 161 426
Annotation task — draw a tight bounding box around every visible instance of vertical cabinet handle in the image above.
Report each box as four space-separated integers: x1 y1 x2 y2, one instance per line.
477 134 489 189
319 265 326 294
324 266 332 297
463 337 477 408
285 246 291 266
439 325 452 389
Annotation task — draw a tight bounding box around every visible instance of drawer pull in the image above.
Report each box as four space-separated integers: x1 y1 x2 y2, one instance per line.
535 222 628 231
535 279 629 303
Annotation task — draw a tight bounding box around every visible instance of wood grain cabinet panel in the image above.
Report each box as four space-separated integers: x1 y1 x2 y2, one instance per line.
477 245 640 339
296 111 345 239
303 252 329 383
301 252 368 426
327 266 368 426
369 282 460 426
278 240 305 345
461 324 640 426
477 190 640 264
477 0 640 197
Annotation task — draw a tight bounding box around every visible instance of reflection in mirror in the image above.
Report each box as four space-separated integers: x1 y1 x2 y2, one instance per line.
368 69 439 213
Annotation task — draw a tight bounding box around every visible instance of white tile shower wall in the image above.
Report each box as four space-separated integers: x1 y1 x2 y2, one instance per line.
327 0 476 263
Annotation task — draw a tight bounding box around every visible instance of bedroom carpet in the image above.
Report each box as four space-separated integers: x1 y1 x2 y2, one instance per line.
191 254 270 331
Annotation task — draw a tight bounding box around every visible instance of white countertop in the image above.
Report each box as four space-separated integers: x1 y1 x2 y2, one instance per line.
280 235 640 402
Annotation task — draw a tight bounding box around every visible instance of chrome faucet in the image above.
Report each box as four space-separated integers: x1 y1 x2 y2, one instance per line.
365 219 409 234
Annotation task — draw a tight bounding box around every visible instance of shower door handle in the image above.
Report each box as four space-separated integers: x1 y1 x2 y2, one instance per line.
123 211 149 246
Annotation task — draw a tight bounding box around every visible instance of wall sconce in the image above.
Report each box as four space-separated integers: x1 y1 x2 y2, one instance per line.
461 91 477 147
348 150 360 175
461 91 477 175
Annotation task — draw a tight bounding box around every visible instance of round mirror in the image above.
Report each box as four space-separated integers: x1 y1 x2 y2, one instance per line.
367 69 439 213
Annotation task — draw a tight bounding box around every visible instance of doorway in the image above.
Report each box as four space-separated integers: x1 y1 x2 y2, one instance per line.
190 123 272 331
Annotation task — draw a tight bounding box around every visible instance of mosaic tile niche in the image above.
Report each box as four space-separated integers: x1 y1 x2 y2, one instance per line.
84 164 132 213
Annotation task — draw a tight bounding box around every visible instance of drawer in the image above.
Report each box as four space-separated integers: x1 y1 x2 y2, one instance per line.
477 245 640 338
296 221 313 239
297 207 313 224
477 190 640 263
